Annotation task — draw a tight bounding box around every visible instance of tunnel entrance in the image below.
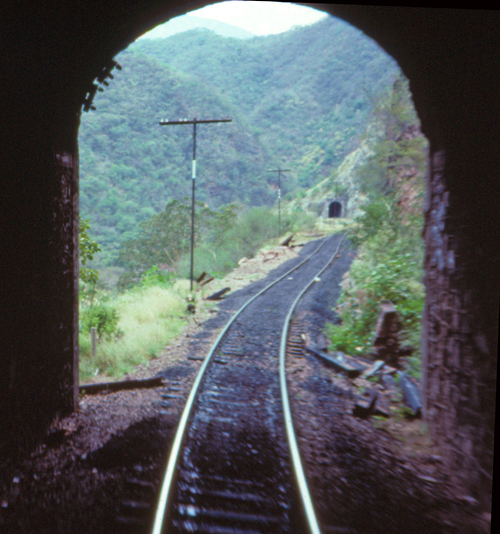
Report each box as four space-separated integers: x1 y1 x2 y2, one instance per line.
328 201 342 218
1 2 497 512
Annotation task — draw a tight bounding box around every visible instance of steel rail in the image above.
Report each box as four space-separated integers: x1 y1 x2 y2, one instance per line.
279 234 346 534
151 234 338 534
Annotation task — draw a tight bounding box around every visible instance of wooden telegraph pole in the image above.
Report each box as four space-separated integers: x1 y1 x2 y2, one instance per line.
268 168 291 238
160 117 231 291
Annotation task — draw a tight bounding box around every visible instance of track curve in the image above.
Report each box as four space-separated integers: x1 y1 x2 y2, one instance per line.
152 234 346 534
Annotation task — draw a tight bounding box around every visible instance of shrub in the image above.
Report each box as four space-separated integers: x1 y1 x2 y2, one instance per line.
80 301 122 341
327 244 424 358
140 265 177 288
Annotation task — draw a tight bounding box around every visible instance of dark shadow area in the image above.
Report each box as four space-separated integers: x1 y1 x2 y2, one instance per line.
329 200 342 218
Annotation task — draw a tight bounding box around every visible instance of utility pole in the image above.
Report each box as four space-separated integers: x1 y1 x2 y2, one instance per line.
268 168 291 238
160 117 232 291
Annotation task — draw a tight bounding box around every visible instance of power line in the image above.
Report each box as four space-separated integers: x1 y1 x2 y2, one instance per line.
160 117 232 291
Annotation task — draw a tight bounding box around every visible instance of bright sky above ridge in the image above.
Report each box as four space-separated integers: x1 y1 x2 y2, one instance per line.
139 2 329 40
189 2 328 36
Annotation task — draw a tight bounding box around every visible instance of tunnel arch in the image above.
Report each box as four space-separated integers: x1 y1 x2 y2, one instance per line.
328 201 342 218
1 1 498 511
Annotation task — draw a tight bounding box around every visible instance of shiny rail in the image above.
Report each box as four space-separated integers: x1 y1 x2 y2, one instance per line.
151 234 344 534
279 235 345 534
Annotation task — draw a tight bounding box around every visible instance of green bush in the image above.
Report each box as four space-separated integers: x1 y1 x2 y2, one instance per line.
80 301 122 341
327 244 424 358
282 208 317 233
140 265 177 288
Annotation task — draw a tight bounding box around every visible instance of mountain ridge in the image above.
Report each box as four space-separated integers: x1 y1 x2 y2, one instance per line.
137 14 255 41
79 16 399 266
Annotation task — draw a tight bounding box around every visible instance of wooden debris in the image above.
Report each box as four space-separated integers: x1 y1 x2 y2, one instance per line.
372 301 402 367
199 276 214 287
262 251 278 262
373 405 390 418
79 376 163 395
196 271 207 284
205 287 231 300
339 353 370 373
306 344 360 378
353 389 378 418
416 475 439 484
279 233 294 247
362 360 385 379
381 373 398 393
316 333 330 351
398 372 422 417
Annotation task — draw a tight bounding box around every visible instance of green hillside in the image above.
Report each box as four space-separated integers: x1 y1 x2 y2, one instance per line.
79 16 399 266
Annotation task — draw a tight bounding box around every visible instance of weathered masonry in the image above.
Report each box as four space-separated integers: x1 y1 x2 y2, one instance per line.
0 2 497 511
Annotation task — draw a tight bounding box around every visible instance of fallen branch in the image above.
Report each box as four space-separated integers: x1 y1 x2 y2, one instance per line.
79 376 163 395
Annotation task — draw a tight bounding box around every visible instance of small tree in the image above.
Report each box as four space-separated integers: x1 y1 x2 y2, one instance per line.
117 199 238 289
78 217 121 340
79 216 101 304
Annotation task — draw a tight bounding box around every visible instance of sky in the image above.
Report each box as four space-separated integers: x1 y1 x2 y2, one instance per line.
188 2 328 36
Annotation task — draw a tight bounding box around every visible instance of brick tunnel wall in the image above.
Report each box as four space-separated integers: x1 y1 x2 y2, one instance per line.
422 149 497 508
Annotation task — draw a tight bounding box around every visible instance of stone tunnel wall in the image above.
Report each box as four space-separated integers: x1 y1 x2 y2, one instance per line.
0 142 80 455
422 149 497 508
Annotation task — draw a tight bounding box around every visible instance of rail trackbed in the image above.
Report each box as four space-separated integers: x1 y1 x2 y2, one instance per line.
152 234 346 534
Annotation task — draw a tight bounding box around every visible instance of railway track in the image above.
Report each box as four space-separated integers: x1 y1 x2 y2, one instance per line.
151 233 346 534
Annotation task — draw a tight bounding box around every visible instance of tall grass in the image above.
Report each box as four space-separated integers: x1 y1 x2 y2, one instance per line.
79 280 190 382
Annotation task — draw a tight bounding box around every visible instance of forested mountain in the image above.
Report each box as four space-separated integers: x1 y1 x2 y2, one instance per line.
79 16 399 265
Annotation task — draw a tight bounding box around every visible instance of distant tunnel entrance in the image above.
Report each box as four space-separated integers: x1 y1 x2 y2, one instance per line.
328 201 342 218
